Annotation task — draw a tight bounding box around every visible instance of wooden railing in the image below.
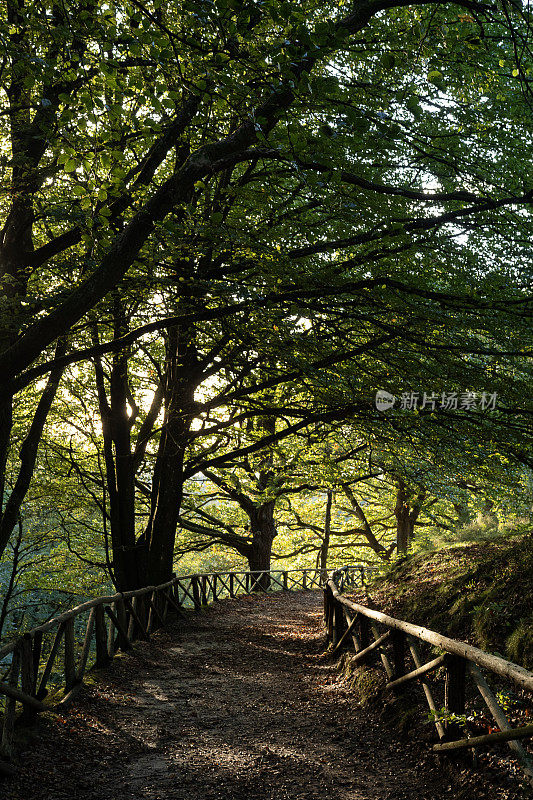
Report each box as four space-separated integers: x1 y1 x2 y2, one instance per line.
324 569 533 786
0 564 369 770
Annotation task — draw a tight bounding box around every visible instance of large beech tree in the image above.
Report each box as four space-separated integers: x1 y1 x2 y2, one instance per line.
1 0 532 588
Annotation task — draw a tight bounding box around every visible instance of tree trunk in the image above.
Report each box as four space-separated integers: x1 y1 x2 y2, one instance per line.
395 478 425 554
0 340 66 557
0 11 34 555
343 483 391 560
395 478 413 554
396 510 411 554
143 325 200 586
0 397 13 518
143 420 188 586
108 302 141 589
453 502 472 526
0 517 23 642
318 489 333 579
93 320 142 591
247 500 276 591
92 299 168 591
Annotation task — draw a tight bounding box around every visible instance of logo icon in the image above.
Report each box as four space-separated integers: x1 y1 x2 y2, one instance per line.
375 390 396 411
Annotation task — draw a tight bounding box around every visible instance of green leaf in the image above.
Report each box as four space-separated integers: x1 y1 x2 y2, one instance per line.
427 70 443 84
406 96 421 118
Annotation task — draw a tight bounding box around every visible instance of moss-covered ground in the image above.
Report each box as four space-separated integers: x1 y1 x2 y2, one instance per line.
335 533 533 794
349 533 533 670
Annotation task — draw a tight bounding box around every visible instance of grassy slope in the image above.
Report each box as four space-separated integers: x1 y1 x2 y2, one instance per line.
350 533 533 670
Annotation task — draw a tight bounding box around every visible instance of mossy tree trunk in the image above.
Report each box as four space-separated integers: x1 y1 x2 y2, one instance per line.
394 478 425 554
318 489 333 578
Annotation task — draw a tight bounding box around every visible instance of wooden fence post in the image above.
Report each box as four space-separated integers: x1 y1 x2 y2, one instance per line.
127 596 148 641
390 630 406 682
116 597 131 650
229 573 235 598
146 590 166 631
110 598 132 651
32 631 43 696
332 600 347 647
327 592 334 642
64 617 77 692
344 610 362 653
201 576 208 606
191 576 201 611
408 637 445 740
302 570 307 591
36 623 65 700
172 583 181 607
359 614 371 650
95 603 110 667
445 655 466 740
283 571 288 591
126 598 136 641
139 595 150 637
77 608 96 681
1 645 21 758
146 594 155 634
323 586 330 625
212 574 218 601
370 621 393 679
469 663 533 780
107 601 117 655
19 634 36 720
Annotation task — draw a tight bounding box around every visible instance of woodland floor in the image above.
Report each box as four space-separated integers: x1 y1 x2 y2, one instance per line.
3 592 530 800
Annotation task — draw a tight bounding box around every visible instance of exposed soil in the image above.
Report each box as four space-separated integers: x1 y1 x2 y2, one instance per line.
3 592 529 800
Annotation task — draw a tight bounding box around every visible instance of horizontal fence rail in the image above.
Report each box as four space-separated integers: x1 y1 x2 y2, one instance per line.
0 564 370 770
324 569 533 786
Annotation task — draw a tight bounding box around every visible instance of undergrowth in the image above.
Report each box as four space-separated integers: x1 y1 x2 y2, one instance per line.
354 529 533 670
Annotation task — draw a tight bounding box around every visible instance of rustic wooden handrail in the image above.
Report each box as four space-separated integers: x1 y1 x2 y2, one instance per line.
324 569 533 786
0 564 369 767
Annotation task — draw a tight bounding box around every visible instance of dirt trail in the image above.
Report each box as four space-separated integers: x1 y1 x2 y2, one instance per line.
3 592 515 800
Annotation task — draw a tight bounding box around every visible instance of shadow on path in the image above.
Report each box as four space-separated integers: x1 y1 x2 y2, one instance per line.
4 592 507 800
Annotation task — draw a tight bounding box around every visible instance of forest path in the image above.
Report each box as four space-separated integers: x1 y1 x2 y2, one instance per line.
6 592 497 800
